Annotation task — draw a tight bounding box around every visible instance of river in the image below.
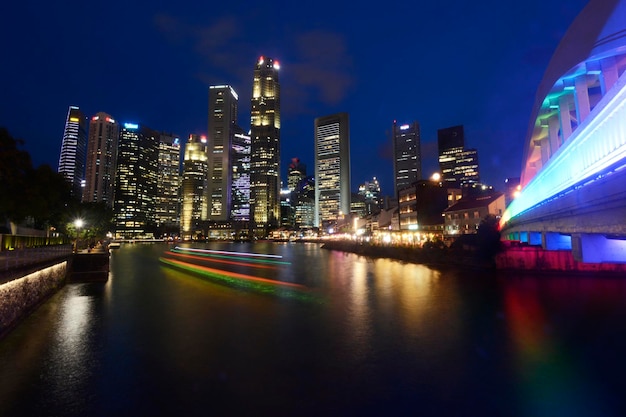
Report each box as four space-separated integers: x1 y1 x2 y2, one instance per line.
1 242 625 416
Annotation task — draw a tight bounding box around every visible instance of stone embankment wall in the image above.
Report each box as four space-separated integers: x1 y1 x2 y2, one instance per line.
0 262 67 338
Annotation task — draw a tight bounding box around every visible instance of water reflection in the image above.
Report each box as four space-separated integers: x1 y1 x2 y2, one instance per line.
1 243 626 416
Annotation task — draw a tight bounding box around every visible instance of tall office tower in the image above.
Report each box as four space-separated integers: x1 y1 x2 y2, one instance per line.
113 123 159 238
58 106 87 199
180 134 209 240
156 132 182 235
250 56 281 233
230 127 251 222
207 85 239 221
392 121 421 195
294 176 315 228
288 158 306 192
437 125 465 186
453 148 480 187
83 112 119 207
314 112 351 228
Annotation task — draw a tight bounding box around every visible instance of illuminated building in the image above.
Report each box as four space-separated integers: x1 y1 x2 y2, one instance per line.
357 177 382 216
180 134 208 240
114 123 159 238
250 56 281 234
156 133 181 234
230 127 251 222
287 158 306 192
57 106 87 199
207 85 239 221
392 121 421 195
444 193 505 237
294 176 315 228
83 112 119 207
437 125 480 188
314 112 350 228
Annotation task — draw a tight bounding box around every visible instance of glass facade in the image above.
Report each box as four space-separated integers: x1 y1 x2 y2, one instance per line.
114 123 159 238
314 113 350 227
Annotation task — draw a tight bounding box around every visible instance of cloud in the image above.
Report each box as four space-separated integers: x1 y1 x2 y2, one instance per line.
290 30 354 105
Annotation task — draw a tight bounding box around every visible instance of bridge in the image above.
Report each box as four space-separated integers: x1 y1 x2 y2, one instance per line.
500 0 626 264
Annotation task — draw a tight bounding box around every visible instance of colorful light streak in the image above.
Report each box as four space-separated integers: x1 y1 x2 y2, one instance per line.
172 247 290 266
174 246 283 258
159 256 318 302
167 250 281 270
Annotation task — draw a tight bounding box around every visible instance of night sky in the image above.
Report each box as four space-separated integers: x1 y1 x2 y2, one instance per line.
1 0 588 196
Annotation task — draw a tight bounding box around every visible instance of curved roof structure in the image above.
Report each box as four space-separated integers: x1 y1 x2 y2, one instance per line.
520 0 626 186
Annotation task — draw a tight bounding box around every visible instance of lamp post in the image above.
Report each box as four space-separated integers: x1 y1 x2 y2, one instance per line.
74 219 84 253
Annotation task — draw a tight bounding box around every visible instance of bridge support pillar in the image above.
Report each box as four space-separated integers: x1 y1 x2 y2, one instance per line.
542 232 572 250
572 234 626 263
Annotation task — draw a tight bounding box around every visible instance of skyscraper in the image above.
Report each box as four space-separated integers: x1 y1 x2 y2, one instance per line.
392 120 421 195
58 106 87 199
230 127 251 222
437 125 480 187
114 123 159 238
156 132 181 235
180 134 208 240
83 112 119 207
207 85 239 221
250 56 281 234
314 112 350 228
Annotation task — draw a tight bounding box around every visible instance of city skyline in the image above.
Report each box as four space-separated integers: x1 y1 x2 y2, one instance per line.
0 0 589 196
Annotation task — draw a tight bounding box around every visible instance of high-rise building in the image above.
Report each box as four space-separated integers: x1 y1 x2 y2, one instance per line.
287 158 306 192
437 125 480 188
294 176 315 228
83 112 119 207
156 132 181 235
180 134 208 240
114 123 159 238
250 56 281 234
230 127 251 222
392 121 421 195
314 112 350 228
58 106 87 199
358 177 382 216
207 85 239 221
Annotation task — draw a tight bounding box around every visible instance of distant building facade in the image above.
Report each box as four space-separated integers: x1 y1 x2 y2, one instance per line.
114 123 159 238
444 193 505 237
392 121 421 195
156 132 181 235
83 112 119 207
250 56 281 234
437 125 480 189
314 112 350 228
180 134 209 240
58 106 87 199
207 85 239 221
230 127 251 222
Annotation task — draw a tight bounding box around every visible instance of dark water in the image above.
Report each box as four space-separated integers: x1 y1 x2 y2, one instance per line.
1 242 626 416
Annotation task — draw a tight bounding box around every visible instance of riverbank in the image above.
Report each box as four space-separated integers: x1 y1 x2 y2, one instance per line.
321 240 494 270
322 240 626 276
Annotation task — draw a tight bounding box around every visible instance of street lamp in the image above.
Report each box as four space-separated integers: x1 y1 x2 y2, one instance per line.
74 218 84 253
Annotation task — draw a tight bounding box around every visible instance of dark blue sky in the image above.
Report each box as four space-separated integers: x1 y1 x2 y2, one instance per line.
1 0 588 196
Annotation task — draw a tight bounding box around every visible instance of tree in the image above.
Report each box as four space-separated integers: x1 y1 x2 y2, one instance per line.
476 214 503 261
0 127 33 224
